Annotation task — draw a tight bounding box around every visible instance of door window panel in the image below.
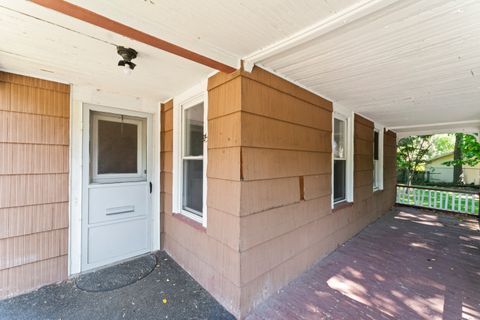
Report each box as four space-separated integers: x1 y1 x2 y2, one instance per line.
91 112 146 183
97 120 138 174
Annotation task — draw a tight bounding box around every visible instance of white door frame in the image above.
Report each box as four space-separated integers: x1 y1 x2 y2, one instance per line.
69 91 161 276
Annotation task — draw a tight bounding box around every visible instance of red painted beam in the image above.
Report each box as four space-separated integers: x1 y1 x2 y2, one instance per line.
30 0 237 73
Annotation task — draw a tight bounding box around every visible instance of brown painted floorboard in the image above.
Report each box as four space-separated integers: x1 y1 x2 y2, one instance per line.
246 207 480 320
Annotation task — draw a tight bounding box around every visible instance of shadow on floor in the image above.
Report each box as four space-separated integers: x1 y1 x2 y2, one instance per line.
0 252 234 320
246 207 480 320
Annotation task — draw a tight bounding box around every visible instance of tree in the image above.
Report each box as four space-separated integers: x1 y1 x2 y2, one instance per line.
452 133 463 184
444 134 480 167
397 135 435 185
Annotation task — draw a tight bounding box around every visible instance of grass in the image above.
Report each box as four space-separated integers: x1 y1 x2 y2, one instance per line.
397 187 480 215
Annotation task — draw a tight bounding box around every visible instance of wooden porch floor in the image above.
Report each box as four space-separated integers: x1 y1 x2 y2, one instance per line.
246 207 480 320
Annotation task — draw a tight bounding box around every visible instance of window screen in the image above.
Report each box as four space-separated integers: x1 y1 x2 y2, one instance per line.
97 120 138 174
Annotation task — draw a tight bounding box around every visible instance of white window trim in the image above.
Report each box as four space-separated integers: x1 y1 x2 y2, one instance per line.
332 104 354 208
373 124 384 191
173 81 208 227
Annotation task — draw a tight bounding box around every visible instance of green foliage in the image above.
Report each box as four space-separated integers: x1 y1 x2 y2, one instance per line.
430 134 455 157
443 134 480 167
397 135 435 184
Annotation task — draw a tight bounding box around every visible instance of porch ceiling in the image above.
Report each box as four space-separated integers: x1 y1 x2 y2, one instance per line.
0 0 360 101
1 0 479 134
246 0 480 136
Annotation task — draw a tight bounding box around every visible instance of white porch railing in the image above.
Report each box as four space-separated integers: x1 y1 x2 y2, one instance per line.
396 185 479 216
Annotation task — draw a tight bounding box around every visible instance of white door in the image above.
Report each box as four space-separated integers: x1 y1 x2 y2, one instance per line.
82 108 152 271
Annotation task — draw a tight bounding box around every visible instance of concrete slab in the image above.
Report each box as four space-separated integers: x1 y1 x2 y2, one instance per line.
0 252 234 320
76 254 157 292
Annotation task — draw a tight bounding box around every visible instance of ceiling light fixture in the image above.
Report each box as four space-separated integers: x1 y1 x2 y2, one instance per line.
117 46 137 75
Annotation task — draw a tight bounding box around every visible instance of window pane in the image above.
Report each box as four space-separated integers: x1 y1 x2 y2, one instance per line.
183 160 203 215
97 120 138 174
334 160 346 202
373 131 379 160
184 103 204 157
334 118 345 159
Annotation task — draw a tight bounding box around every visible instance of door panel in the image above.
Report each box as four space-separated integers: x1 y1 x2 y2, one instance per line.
88 183 148 224
82 109 151 271
87 218 149 265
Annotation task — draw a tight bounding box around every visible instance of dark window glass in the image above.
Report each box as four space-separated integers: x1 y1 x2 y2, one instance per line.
97 120 138 174
183 160 203 215
334 160 346 202
374 131 379 160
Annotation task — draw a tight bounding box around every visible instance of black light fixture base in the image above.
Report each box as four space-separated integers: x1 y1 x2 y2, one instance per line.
117 46 137 61
117 46 138 72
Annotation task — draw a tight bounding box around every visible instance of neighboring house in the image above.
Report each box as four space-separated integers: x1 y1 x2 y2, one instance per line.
1 1 480 319
426 153 480 185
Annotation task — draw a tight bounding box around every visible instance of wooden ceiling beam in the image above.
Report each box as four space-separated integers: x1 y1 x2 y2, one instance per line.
30 0 237 73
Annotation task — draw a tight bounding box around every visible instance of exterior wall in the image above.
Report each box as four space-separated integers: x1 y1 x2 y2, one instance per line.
219 67 396 317
161 66 396 318
0 72 69 299
160 95 242 316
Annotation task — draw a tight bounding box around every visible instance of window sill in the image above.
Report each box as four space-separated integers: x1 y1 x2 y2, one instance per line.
332 201 353 212
172 213 206 232
373 188 383 193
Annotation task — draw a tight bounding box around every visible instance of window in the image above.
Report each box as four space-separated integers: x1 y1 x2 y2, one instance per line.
90 111 146 183
182 102 204 216
173 88 208 226
373 126 384 190
333 118 347 203
332 106 354 207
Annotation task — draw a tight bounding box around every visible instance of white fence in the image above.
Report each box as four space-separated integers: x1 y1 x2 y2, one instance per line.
396 185 479 215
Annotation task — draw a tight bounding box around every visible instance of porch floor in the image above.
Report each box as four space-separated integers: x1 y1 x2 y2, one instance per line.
0 252 234 320
246 207 480 320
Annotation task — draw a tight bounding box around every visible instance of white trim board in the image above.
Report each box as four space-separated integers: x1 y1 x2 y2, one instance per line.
373 123 384 191
391 120 480 139
331 103 355 207
172 79 209 227
68 85 161 276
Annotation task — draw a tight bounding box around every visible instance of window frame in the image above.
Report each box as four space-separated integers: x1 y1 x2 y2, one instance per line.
333 116 347 203
90 111 147 184
373 124 384 191
172 84 208 227
332 106 354 208
181 101 205 219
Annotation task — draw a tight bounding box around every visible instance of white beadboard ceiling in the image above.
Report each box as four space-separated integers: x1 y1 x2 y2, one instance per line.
249 0 480 135
0 0 358 101
0 0 479 134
